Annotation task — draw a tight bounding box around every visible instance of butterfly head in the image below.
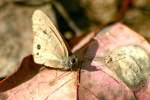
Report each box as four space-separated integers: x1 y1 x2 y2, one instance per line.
63 55 79 70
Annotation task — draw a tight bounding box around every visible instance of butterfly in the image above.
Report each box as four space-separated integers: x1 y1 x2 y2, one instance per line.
32 10 78 70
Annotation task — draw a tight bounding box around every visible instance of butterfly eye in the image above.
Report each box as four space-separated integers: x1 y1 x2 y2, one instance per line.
71 58 76 64
37 44 41 50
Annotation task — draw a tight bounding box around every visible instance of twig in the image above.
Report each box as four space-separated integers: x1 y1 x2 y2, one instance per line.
52 1 82 36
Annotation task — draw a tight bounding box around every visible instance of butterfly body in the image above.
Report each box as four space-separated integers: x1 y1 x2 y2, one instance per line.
60 55 78 70
32 10 78 70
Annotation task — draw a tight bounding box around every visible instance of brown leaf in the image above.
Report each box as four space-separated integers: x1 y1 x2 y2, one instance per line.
79 23 150 100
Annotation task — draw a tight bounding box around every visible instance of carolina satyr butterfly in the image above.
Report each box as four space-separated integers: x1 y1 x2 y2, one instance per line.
32 10 78 70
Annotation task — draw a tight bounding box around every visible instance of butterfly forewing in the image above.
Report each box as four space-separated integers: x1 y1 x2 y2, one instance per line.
32 10 69 68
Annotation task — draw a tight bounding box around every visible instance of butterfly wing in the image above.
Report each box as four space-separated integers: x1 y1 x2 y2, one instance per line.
32 10 69 68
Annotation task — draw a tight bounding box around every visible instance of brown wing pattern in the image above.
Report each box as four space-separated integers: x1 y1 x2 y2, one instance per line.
32 10 69 68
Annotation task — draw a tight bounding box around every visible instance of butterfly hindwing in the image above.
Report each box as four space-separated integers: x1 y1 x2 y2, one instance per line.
32 10 69 68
